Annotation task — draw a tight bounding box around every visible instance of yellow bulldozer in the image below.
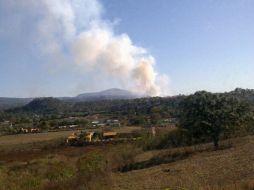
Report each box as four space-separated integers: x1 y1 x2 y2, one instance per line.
66 131 117 146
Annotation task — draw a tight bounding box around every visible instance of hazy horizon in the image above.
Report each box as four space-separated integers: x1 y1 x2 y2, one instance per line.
0 87 251 99
1 0 254 97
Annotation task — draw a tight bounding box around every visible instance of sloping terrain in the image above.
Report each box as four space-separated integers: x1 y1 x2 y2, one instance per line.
0 88 140 111
11 97 70 114
0 97 32 110
0 134 253 190
75 88 140 101
112 136 254 190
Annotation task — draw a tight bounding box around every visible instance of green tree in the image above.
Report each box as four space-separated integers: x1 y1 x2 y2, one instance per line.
150 106 162 125
38 121 49 130
179 91 249 148
129 115 146 126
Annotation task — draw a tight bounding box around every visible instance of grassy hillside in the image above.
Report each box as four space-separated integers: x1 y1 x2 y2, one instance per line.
112 136 254 190
0 132 253 190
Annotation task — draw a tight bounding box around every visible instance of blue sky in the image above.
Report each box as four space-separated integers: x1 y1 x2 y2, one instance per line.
0 0 254 97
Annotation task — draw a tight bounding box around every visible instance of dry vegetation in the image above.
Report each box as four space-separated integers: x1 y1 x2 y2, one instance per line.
113 136 254 190
0 131 77 146
0 128 254 190
0 126 140 147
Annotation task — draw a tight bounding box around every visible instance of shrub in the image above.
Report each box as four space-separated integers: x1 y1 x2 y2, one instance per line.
140 128 192 150
21 176 42 190
46 161 75 182
75 151 111 189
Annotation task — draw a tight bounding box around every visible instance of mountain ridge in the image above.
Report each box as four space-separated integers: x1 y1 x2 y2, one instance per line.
75 88 139 101
0 88 140 110
2 88 254 111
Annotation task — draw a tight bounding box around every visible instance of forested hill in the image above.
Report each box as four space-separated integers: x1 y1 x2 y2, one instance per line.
4 88 254 115
75 88 140 101
0 98 32 110
72 96 185 117
227 88 254 106
7 95 185 117
0 88 139 110
9 97 70 114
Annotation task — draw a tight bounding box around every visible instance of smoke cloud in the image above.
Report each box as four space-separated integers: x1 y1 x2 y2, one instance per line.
1 0 170 96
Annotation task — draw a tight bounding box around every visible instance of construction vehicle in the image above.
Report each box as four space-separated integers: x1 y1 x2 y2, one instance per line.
66 131 117 146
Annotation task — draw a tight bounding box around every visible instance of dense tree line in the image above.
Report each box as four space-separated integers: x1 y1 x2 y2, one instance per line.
1 88 254 143
179 91 252 148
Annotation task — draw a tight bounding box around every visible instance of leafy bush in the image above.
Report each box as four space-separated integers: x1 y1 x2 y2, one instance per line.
179 91 250 148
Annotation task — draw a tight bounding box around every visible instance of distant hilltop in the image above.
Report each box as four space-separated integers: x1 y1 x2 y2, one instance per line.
0 88 141 110
75 88 140 101
1 88 254 111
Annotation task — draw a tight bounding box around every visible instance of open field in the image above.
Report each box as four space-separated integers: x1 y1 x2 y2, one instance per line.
112 136 254 190
0 128 254 190
0 126 141 147
0 131 76 146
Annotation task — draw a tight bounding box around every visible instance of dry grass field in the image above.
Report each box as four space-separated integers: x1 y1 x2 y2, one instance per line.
0 126 141 147
112 136 254 190
0 128 253 190
0 131 77 146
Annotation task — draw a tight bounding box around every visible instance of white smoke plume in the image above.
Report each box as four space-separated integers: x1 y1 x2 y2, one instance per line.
1 0 170 96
